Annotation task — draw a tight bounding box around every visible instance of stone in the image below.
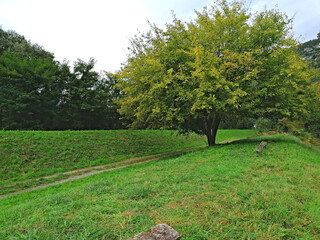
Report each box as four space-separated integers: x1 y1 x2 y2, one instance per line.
128 224 181 240
256 141 267 153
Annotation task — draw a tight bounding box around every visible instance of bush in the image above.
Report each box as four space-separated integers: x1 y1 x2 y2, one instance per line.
254 118 277 133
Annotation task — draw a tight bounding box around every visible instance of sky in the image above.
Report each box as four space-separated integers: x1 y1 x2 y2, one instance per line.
0 0 319 73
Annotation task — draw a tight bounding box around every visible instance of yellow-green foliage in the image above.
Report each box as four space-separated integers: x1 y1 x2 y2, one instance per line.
117 0 313 145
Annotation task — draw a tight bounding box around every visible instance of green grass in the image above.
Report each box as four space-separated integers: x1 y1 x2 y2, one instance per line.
0 129 255 195
1 134 320 239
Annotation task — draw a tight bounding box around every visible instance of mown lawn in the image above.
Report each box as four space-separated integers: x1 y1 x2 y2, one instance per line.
0 129 255 195
1 135 320 239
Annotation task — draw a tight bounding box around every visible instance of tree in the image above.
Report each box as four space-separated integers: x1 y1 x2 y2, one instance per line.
0 52 60 129
0 28 54 59
0 28 62 130
56 58 123 130
0 27 124 130
305 78 320 138
117 0 313 146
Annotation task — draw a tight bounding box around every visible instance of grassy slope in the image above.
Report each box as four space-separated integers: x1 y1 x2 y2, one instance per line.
1 135 320 239
0 129 254 192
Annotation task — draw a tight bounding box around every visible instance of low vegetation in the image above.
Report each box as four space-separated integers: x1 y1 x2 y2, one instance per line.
0 135 319 239
0 129 255 195
1 1 320 239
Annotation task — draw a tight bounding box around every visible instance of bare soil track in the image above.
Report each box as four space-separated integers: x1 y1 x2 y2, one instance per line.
0 145 206 200
0 138 243 200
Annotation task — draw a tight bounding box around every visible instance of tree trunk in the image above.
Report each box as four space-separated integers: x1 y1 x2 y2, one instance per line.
204 115 221 146
206 133 216 146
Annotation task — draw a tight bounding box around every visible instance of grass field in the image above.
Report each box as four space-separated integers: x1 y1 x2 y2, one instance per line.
1 134 320 239
0 129 255 195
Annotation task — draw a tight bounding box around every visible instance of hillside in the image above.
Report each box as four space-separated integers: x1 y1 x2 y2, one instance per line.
0 135 320 239
0 129 254 195
298 35 320 70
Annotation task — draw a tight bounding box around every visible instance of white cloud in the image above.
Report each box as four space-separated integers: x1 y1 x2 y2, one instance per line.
0 0 150 72
0 0 319 72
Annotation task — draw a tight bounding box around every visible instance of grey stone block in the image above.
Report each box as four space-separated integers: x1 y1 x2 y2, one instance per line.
128 224 181 240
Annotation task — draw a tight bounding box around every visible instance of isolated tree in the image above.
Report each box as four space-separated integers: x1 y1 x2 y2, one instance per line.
117 0 312 146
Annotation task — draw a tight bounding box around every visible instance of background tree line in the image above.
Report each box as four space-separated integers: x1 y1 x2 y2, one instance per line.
0 28 123 130
1 0 320 145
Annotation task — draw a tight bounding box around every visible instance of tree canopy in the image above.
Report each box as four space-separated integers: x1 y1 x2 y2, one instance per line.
117 0 313 145
0 28 123 130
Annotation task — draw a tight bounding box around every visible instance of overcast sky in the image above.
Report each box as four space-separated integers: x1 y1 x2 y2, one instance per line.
0 0 319 72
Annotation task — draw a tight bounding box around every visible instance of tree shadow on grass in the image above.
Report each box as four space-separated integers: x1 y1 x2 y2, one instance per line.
218 134 320 154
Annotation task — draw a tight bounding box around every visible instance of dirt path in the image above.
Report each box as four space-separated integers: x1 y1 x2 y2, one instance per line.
0 145 206 200
0 138 244 200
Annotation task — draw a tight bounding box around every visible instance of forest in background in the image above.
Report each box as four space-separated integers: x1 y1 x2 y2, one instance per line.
0 28 123 130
